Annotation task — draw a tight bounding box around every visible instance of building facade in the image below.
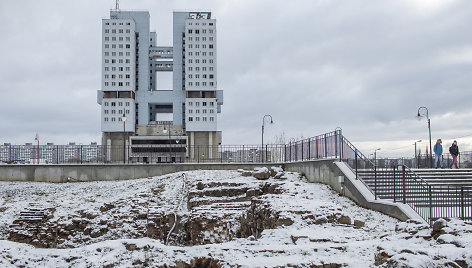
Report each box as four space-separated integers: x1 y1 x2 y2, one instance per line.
97 10 223 163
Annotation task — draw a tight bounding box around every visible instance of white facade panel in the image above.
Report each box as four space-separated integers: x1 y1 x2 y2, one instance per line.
101 19 136 92
185 98 217 131
101 98 135 132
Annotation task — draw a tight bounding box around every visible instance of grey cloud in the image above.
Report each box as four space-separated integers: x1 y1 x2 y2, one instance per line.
1 0 471 156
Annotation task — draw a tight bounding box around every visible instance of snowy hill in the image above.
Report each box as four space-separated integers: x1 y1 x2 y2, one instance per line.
0 169 471 267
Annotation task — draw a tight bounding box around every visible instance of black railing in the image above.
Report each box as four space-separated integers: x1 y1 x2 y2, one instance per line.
0 144 287 164
284 130 343 162
365 152 472 169
2 132 471 225
0 130 345 164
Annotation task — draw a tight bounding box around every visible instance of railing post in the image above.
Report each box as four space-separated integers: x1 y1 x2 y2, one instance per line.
324 134 327 158
80 145 83 164
402 165 406 204
429 185 433 226
265 145 268 163
355 148 358 180
301 140 304 161
374 166 377 200
393 165 396 202
308 138 311 160
461 187 465 221
315 138 319 159
335 133 338 159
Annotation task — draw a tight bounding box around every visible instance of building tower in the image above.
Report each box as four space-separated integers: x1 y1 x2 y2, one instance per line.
97 9 223 163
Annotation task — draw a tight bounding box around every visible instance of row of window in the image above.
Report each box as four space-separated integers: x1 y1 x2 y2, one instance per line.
187 36 215 42
105 44 132 49
104 37 132 42
187 109 215 114
187 51 214 57
104 82 131 87
104 109 131 115
104 59 131 64
187 82 215 87
187 101 215 107
105 74 131 79
104 51 131 56
188 74 215 79
187 21 214 26
187 29 215 34
105 22 132 26
104 29 132 34
104 102 131 107
188 59 214 64
187 66 214 72
187 117 215 122
187 37 215 44
104 67 131 72
187 44 214 49
104 116 130 122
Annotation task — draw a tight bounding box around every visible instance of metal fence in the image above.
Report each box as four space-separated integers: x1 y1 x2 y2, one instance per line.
354 166 472 224
0 131 344 164
0 144 288 164
2 131 471 225
335 134 472 225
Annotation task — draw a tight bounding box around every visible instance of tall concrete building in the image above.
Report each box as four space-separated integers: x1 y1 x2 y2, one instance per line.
97 9 223 162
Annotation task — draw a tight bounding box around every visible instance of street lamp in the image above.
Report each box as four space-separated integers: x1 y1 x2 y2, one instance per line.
261 114 273 163
34 133 39 164
122 113 127 164
417 107 432 168
374 148 381 167
413 140 422 168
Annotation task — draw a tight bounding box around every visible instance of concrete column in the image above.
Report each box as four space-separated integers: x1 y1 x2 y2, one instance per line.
107 138 111 162
125 138 129 162
209 131 213 159
190 132 195 159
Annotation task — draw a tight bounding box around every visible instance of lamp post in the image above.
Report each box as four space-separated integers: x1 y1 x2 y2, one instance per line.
261 114 273 163
122 113 127 164
417 107 432 168
34 133 39 164
414 139 422 168
374 148 381 167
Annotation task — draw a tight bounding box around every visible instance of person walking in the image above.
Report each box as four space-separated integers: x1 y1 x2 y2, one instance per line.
449 140 460 169
433 139 443 168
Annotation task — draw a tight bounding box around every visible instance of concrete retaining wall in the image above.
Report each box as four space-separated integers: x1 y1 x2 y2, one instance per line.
0 163 282 183
284 159 423 222
0 160 423 222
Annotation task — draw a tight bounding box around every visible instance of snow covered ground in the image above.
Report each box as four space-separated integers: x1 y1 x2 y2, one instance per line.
0 169 471 267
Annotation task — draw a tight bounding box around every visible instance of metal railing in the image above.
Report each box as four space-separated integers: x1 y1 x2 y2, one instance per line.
284 130 343 162
355 165 472 224
335 135 472 225
0 144 288 164
0 130 344 164
2 131 471 225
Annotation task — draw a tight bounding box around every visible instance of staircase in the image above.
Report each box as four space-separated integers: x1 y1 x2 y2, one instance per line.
356 168 472 224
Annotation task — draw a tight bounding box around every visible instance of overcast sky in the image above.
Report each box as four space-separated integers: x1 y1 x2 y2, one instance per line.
0 0 471 157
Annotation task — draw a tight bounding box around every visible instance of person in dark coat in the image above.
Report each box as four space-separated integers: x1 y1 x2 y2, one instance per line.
449 140 460 169
433 139 443 168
